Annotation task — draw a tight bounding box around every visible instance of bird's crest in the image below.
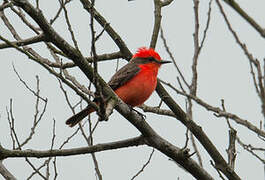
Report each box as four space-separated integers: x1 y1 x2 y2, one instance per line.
132 47 161 61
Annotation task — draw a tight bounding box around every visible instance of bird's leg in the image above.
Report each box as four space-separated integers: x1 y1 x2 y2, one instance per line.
94 96 108 121
128 105 146 120
97 96 118 122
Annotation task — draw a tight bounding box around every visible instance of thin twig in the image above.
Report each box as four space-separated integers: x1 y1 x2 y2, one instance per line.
12 65 48 148
216 0 265 116
199 0 212 51
160 80 265 138
160 28 189 88
10 6 40 34
182 128 189 149
190 132 203 167
131 148 155 180
80 0 132 59
12 64 46 102
6 99 47 179
89 0 108 124
59 0 80 51
236 136 265 164
210 160 226 180
50 0 72 24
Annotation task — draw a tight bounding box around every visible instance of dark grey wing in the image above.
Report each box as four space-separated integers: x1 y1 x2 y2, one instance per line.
108 62 141 91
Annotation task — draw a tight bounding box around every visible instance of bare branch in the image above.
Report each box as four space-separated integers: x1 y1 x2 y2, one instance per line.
90 0 106 122
0 10 21 40
221 99 237 170
9 1 216 179
160 80 265 138
0 34 46 49
12 64 47 102
227 129 237 170
6 99 20 150
199 0 212 51
20 75 48 148
161 0 174 7
236 136 265 164
59 0 80 51
50 0 72 24
28 119 56 179
59 127 81 149
216 0 265 117
5 100 47 179
190 132 203 167
0 35 93 106
160 28 189 88
45 51 124 69
182 128 189 149
190 0 200 96
0 1 13 11
131 148 155 180
210 160 226 180
0 160 17 180
0 136 145 159
150 0 162 49
149 0 174 48
10 6 40 34
139 104 175 117
79 0 132 59
155 82 240 179
27 160 48 179
222 0 265 37
88 118 102 180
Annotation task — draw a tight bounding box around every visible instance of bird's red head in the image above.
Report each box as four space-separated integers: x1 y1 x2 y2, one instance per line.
132 47 161 61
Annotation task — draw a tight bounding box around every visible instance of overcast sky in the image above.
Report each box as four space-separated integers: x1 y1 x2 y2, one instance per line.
0 0 264 179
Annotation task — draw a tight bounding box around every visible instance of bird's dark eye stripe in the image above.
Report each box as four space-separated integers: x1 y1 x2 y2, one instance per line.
132 57 159 64
147 57 160 63
147 57 156 61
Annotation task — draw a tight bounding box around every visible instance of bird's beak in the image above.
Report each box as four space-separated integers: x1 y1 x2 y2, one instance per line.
159 60 171 64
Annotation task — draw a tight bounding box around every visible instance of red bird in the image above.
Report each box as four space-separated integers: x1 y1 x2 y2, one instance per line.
66 47 171 127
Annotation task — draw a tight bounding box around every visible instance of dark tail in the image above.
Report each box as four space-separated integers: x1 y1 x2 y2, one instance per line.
66 106 95 127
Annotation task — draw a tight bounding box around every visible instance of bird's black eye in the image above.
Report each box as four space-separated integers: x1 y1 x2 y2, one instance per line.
148 57 156 62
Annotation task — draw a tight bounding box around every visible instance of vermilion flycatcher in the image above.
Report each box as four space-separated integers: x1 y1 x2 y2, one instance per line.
66 47 170 127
